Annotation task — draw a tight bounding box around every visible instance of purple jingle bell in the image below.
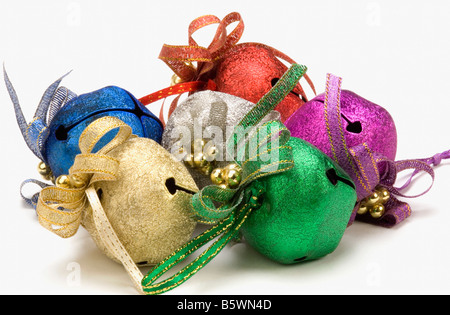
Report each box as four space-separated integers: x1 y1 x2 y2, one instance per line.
285 74 449 228
285 87 397 162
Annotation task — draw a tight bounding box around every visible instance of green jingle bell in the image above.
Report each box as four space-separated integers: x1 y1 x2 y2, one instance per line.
241 136 357 264
141 63 357 295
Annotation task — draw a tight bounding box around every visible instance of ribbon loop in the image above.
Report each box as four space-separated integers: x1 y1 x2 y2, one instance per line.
34 116 146 292
140 12 315 127
142 182 265 295
36 116 133 237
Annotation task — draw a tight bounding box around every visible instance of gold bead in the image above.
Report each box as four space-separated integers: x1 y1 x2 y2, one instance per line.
193 153 208 168
224 163 241 172
210 168 225 185
370 204 385 219
357 202 369 215
199 164 214 176
365 191 381 206
170 74 182 86
204 144 219 162
184 153 196 168
192 138 207 152
378 187 390 204
70 174 88 189
37 161 50 176
55 175 72 189
176 146 188 159
223 164 242 189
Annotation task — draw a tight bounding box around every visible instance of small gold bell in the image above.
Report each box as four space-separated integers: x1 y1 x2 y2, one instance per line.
199 164 214 176
211 168 225 186
224 163 241 172
55 175 72 189
193 153 208 168
37 161 53 180
378 187 390 203
357 202 369 215
193 138 207 153
358 186 391 219
184 153 196 168
37 161 50 176
204 144 219 162
170 74 182 86
370 204 385 219
70 174 88 189
224 168 242 189
366 191 381 206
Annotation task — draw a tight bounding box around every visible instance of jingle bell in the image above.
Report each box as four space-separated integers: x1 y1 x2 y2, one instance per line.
5 70 163 178
162 90 281 189
285 90 398 162
241 137 357 264
214 44 310 122
81 136 198 266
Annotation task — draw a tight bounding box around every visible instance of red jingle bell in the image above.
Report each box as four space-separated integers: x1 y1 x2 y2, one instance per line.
214 43 310 122
139 12 315 124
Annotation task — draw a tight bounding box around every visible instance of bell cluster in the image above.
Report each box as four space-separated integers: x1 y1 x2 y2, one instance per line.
37 161 88 189
357 186 390 218
210 163 242 189
182 138 220 176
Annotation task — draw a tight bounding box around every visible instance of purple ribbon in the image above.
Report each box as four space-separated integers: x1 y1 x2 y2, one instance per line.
324 73 449 227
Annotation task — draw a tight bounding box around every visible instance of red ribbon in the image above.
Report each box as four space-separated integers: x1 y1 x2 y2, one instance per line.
139 12 316 127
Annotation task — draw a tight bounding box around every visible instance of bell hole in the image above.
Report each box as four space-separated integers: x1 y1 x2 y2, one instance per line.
326 169 356 190
165 177 177 195
136 261 148 266
271 78 280 87
165 177 196 196
55 125 68 141
294 256 308 262
341 114 362 134
271 77 306 101
96 188 103 200
345 121 362 134
326 169 338 186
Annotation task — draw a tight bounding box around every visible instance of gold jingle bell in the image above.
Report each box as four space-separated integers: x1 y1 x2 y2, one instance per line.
357 186 391 219
193 152 208 168
357 202 369 215
55 175 72 189
170 74 183 86
37 161 54 181
365 191 380 206
378 187 390 203
210 168 225 185
55 174 88 189
210 163 242 189
223 164 242 189
183 138 218 176
370 204 385 219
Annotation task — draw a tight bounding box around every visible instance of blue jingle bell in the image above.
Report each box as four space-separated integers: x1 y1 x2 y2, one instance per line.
4 68 163 177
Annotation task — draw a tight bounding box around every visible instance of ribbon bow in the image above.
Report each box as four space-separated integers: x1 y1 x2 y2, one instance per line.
141 64 307 294
36 116 144 292
138 12 315 126
324 74 450 227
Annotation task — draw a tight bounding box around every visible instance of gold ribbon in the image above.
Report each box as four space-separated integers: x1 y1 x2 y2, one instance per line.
36 116 143 293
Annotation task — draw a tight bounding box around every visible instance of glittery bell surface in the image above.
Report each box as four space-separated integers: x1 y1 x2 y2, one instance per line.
162 90 280 189
241 137 357 264
285 90 398 162
214 44 307 122
46 86 163 177
81 137 197 266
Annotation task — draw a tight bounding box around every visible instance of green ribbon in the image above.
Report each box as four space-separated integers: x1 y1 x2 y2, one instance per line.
141 64 307 294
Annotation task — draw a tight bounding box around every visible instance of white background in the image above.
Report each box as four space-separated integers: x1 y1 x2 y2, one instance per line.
0 0 449 295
